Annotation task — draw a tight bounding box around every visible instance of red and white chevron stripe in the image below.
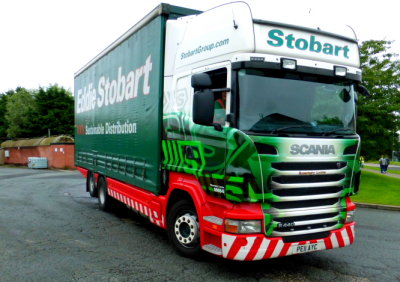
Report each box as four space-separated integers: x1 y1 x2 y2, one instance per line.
221 223 355 261
108 188 165 227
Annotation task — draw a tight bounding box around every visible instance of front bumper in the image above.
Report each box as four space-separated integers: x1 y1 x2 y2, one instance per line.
209 223 355 261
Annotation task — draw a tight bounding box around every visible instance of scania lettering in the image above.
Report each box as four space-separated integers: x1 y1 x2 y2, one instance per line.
290 144 336 155
75 2 367 261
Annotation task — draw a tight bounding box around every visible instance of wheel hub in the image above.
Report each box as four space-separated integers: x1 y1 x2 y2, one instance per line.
174 213 199 246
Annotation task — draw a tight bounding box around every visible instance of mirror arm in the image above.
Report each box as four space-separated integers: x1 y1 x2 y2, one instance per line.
212 123 223 131
212 87 231 93
356 84 371 97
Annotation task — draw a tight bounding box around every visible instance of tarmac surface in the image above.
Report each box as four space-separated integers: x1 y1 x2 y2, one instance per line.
0 167 400 282
0 166 399 281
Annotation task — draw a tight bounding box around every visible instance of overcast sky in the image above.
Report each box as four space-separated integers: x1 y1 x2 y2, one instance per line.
0 0 398 94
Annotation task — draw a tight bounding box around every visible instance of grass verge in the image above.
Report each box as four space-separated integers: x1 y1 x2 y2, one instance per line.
352 170 400 206
367 160 400 166
364 165 400 175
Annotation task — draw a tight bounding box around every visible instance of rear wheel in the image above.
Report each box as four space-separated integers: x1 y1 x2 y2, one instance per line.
167 199 201 257
97 177 114 211
87 172 98 198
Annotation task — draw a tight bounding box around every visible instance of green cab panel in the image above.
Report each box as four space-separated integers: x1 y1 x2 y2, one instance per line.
162 111 360 203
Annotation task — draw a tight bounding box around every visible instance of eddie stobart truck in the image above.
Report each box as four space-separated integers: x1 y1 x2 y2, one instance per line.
75 2 369 260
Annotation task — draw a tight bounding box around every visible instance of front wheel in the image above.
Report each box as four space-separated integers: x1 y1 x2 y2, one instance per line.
167 199 201 257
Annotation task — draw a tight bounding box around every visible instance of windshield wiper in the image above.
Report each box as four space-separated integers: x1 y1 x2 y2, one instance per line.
271 124 314 134
322 128 354 136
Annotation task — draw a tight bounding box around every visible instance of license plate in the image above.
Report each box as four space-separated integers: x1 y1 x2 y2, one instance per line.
292 243 320 254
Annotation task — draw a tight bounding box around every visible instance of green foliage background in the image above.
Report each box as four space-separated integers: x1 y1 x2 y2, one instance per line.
358 40 400 160
0 85 74 139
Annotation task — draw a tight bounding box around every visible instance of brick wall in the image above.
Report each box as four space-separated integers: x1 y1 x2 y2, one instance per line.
3 144 75 169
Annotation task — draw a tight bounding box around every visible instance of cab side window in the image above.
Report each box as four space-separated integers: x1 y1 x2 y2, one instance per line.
205 68 227 125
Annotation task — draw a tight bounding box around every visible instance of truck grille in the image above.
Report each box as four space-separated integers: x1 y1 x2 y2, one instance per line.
272 174 345 184
272 161 347 170
267 162 347 238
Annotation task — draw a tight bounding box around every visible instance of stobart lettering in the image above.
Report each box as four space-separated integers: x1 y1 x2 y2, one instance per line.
290 144 335 155
267 29 350 59
76 55 153 114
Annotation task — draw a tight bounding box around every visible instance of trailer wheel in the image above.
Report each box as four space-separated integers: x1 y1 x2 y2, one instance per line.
167 199 201 257
97 177 114 211
87 172 98 198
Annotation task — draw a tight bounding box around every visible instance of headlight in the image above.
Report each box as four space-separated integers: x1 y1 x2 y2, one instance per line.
224 219 262 234
345 211 355 223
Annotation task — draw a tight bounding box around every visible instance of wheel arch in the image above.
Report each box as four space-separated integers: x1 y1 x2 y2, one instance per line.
167 189 195 216
165 173 208 220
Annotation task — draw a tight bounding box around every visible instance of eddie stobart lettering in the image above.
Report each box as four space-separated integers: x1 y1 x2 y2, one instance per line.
267 29 350 59
76 55 152 114
290 144 335 155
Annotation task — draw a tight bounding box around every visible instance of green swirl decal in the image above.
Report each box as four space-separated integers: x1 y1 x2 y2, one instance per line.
162 113 263 202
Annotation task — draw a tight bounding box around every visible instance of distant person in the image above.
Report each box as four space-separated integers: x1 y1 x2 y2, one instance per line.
385 156 390 172
379 155 388 174
359 156 364 168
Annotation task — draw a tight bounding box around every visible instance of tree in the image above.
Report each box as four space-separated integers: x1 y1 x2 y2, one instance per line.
5 87 38 138
2 85 74 139
0 91 14 139
358 40 400 160
34 85 74 136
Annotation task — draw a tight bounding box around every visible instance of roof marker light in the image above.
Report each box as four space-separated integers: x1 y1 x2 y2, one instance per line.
250 56 265 62
334 66 347 77
281 58 297 70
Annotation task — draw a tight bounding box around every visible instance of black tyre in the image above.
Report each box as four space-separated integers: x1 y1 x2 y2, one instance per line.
87 172 98 198
97 177 114 211
167 199 201 257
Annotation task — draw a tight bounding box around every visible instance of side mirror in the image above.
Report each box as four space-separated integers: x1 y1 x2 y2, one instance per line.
193 89 214 126
339 89 351 102
356 84 371 97
191 73 212 89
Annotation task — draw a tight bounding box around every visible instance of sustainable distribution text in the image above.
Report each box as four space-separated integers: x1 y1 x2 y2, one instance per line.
76 55 152 114
77 121 137 135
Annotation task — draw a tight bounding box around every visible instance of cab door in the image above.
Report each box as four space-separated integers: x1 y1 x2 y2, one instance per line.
162 63 231 198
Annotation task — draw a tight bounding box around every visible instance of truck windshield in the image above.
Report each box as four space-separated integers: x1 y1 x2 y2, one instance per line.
237 69 356 136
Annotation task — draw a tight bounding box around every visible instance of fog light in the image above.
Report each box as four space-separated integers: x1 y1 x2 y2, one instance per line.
225 219 262 234
345 210 355 223
334 66 347 76
281 58 297 70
